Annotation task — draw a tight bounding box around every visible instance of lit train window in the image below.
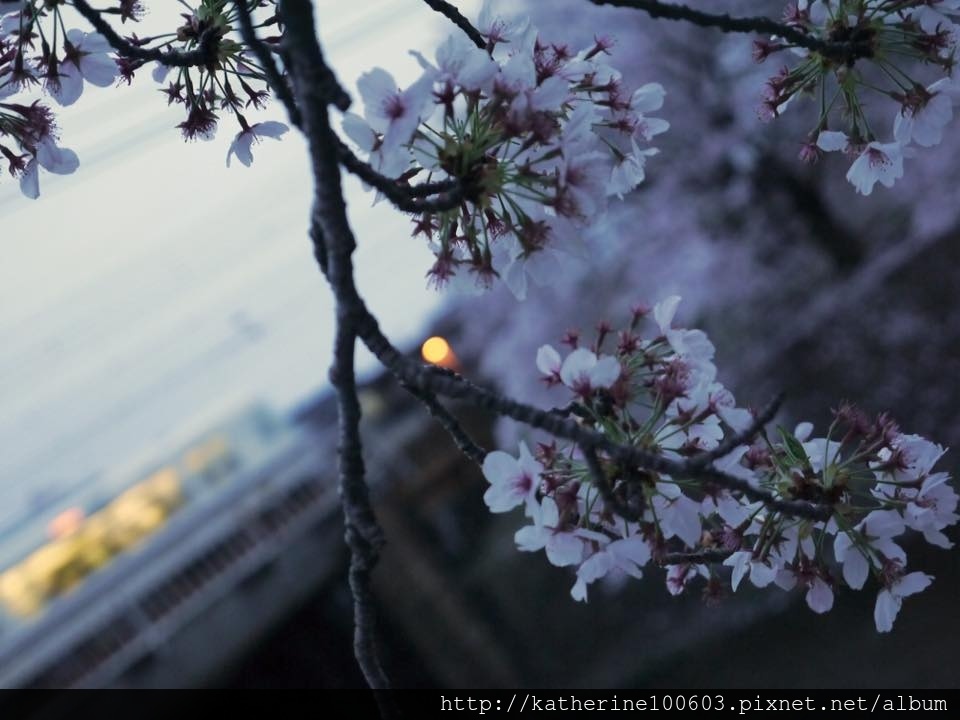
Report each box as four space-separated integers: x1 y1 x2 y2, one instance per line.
0 469 183 618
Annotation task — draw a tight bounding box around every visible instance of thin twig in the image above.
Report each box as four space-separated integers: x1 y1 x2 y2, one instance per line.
589 0 872 64
73 0 220 67
403 381 487 466
660 548 733 566
336 139 464 213
422 0 486 49
232 0 303 128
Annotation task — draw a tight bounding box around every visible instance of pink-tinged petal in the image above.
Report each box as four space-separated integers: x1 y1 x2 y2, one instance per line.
18 159 39 199
609 536 651 569
483 483 523 513
749 560 777 588
577 550 615 585
874 589 901 633
718 405 753 433
842 549 869 590
873 537 906 564
652 295 681 334
530 76 568 112
773 569 797 591
559 347 596 388
502 257 528 301
342 113 377 152
539 496 560 527
715 493 752 526
667 328 715 363
65 28 86 47
152 63 171 84
895 572 933 598
536 345 561 376
50 66 84 107
37 138 79 175
482 451 519 486
226 132 255 167
253 121 289 139
588 356 621 389
357 67 397 131
79 52 118 87
816 130 848 152
805 578 834 614
922 528 952 549
635 116 669 141
570 577 588 602
546 532 585 567
864 509 906 539
78 31 113 55
517 442 541 481
833 531 853 562
724 551 750 591
893 110 913 146
514 524 546 552
630 83 665 113
671 495 703 548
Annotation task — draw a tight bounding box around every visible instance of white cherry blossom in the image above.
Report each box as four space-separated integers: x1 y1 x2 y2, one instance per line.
874 572 933 633
226 121 289 168
49 30 117 107
482 441 542 514
558 348 620 395
834 510 906 590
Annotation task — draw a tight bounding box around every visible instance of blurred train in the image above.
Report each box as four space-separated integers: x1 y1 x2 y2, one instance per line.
0 334 461 689
0 404 286 625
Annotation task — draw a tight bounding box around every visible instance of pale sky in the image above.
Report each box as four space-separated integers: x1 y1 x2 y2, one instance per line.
0 1 483 522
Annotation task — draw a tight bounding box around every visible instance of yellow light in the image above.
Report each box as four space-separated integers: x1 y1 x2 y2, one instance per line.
421 336 452 365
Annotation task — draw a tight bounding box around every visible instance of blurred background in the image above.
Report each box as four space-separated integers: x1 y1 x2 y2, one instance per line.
0 0 958 692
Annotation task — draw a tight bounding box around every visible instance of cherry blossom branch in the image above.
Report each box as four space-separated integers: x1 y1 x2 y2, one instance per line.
336 140 464 212
402 382 487 466
278 0 395 707
588 0 872 63
422 0 485 49
352 316 832 522
233 0 303 128
71 0 220 67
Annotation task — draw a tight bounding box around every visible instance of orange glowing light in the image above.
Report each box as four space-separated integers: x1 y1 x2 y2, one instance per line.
421 336 457 368
47 507 85 539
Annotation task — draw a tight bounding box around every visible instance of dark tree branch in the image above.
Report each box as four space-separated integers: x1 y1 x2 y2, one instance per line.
336 139 465 213
349 308 832 522
582 445 643 523
422 0 486 49
402 381 487 466
589 0 872 63
72 0 220 67
279 0 394 707
233 0 303 128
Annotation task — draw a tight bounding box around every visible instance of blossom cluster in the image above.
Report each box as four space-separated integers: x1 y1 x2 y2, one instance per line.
1 1 287 199
342 1 668 299
481 296 957 632
756 0 960 195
